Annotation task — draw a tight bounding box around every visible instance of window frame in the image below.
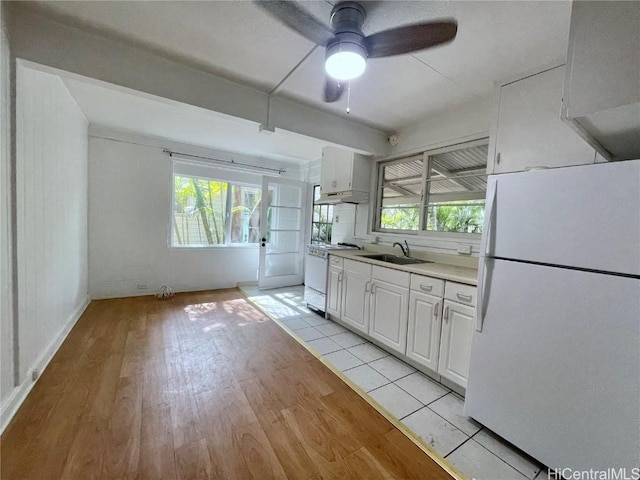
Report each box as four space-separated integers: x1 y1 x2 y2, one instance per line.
372 137 489 238
170 172 263 249
310 185 333 245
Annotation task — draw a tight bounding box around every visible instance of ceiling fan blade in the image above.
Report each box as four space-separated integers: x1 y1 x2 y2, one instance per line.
364 20 458 58
255 1 334 46
324 78 344 103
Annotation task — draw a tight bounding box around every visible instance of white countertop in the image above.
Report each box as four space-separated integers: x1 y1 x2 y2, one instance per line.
328 250 479 286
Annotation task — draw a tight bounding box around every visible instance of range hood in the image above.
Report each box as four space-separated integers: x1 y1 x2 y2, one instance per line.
317 190 369 205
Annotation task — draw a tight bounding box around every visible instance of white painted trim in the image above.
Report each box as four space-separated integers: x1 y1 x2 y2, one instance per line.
0 295 90 433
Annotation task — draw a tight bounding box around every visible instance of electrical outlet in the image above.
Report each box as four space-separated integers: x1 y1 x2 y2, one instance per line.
137 284 148 290
457 244 472 255
335 215 339 223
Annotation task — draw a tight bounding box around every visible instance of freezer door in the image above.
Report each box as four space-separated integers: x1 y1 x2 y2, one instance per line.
485 160 640 275
466 259 640 470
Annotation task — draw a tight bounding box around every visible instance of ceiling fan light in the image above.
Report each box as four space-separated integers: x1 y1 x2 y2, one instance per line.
325 44 367 81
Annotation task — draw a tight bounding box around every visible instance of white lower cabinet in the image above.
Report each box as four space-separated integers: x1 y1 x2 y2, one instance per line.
438 299 475 389
406 290 442 372
340 260 372 334
332 257 476 390
369 268 410 355
326 264 343 318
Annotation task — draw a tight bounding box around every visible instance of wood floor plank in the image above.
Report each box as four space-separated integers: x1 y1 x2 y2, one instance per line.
139 401 177 480
1 289 455 480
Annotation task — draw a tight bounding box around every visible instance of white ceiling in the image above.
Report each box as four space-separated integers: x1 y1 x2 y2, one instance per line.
23 0 573 132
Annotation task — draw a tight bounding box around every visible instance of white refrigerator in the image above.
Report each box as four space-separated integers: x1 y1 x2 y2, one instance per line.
465 160 640 471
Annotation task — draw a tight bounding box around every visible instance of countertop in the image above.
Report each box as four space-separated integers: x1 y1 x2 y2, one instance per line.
328 249 479 286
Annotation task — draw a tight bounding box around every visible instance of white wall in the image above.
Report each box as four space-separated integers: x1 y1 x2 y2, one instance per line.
390 98 492 157
88 132 300 298
1 3 14 407
2 64 90 429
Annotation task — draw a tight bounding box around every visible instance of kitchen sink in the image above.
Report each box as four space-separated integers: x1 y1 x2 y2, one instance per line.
359 253 431 265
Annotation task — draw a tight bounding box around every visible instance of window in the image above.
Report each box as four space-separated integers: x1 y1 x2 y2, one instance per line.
311 185 333 244
375 139 488 234
172 174 261 246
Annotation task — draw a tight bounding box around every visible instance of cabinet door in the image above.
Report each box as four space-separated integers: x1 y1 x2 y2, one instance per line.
438 300 475 388
321 147 353 194
326 266 343 318
493 66 595 174
340 270 370 334
406 291 442 372
369 279 409 355
334 155 354 192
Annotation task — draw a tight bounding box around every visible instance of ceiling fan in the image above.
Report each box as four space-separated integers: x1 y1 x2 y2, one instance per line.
257 1 458 103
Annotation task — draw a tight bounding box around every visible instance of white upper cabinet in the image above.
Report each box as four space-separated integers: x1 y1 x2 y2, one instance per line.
319 147 371 199
562 1 640 160
489 66 596 175
321 147 353 194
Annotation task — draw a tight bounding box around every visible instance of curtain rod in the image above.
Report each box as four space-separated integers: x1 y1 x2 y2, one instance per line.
163 149 286 175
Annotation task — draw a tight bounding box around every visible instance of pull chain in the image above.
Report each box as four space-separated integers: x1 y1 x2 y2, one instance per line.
346 81 351 114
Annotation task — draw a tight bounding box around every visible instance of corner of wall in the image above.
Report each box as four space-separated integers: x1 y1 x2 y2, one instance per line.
0 295 89 433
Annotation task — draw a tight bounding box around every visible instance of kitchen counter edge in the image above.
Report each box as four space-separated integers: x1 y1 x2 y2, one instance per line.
328 250 479 286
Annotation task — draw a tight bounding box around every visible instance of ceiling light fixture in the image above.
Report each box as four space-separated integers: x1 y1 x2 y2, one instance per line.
325 41 367 80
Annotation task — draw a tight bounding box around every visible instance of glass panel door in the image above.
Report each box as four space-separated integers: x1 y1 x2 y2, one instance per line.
258 177 308 289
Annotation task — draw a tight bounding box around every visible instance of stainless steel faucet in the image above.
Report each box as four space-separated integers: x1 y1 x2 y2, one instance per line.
393 240 410 257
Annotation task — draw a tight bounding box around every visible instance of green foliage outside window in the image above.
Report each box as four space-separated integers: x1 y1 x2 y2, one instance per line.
173 175 261 246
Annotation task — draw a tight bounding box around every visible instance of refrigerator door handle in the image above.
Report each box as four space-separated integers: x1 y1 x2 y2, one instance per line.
476 256 494 332
476 256 486 332
481 178 498 257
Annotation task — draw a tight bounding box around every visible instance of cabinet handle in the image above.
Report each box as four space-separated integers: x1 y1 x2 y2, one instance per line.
338 271 343 282
496 152 501 165
443 305 449 321
434 302 440 318
457 293 473 302
365 280 370 293
371 283 377 295
420 284 433 292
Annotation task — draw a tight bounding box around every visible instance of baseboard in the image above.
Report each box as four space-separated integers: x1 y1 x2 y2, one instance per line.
0 295 90 433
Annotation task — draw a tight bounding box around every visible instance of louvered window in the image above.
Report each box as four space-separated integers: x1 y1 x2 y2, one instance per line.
375 139 488 234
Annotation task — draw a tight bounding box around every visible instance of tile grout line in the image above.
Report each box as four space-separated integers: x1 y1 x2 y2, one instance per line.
470 431 544 480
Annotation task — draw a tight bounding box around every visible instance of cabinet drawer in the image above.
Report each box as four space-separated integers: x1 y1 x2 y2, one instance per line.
410 274 445 297
372 265 410 288
445 282 477 307
328 255 343 268
344 258 372 276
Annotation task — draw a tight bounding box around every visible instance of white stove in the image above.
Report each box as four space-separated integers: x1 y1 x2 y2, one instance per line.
304 243 360 314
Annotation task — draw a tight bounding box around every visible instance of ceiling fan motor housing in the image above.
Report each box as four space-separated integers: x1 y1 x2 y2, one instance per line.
326 1 367 60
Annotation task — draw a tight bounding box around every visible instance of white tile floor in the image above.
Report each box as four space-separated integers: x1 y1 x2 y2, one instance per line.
242 285 545 480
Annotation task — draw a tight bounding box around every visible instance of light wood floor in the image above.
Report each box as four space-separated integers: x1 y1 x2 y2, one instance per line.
1 289 454 479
